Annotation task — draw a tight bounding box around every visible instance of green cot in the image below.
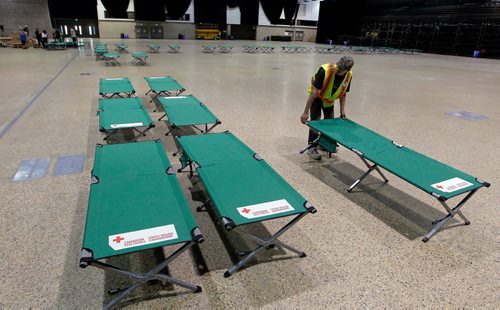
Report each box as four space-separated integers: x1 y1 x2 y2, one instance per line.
80 141 204 309
304 118 490 242
144 76 185 103
98 98 155 142
176 132 316 277
99 77 135 98
158 95 221 136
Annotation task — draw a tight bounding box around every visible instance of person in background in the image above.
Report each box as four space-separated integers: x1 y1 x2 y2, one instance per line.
301 56 354 160
70 27 77 46
19 28 27 48
35 28 42 47
54 29 61 42
41 30 48 48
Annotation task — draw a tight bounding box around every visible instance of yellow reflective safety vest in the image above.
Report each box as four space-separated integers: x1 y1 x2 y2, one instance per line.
308 63 353 108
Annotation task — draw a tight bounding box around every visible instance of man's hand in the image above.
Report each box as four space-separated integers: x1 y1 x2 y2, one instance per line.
300 112 309 124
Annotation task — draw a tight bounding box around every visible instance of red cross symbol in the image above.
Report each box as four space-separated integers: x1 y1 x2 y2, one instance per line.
241 208 250 214
113 236 124 243
436 185 443 189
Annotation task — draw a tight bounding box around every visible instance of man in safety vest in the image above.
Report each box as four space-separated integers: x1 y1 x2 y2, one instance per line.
300 56 354 160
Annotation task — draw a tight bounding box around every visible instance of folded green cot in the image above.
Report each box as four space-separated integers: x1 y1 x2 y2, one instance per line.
98 98 155 141
144 76 185 103
148 44 160 53
303 118 490 242
176 132 316 277
130 52 148 65
158 95 221 136
80 141 204 309
99 77 136 98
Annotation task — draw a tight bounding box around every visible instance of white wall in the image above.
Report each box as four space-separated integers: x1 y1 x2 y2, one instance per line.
227 6 241 24
97 0 135 20
258 1 319 25
97 0 194 22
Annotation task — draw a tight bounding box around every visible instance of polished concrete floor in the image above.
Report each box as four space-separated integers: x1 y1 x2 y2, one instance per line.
0 39 498 308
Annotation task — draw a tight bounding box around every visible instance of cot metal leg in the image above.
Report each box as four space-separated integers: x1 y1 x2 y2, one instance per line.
93 242 201 309
191 125 205 133
347 155 389 192
422 189 477 242
204 121 221 134
103 130 118 141
224 212 308 278
131 126 154 141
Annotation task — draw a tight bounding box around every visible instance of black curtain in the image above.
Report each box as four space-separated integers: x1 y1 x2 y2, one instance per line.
260 0 285 24
239 0 259 25
165 0 192 20
194 0 227 24
316 0 366 44
101 0 129 18
283 0 298 25
48 0 98 25
134 0 165 21
227 0 239 8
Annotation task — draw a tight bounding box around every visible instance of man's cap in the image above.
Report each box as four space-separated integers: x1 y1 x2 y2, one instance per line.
337 56 354 71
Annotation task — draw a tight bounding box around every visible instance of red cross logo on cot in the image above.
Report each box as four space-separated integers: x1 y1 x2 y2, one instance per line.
113 236 124 243
436 185 443 189
241 208 251 214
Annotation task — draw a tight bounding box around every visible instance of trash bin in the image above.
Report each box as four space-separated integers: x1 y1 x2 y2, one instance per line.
473 50 480 58
178 34 185 39
124 34 129 39
120 33 125 39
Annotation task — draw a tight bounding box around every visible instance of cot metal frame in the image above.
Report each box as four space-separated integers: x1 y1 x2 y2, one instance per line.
130 54 148 65
218 45 233 53
258 46 274 53
164 120 221 136
146 88 185 104
295 46 312 53
115 44 128 53
80 237 203 310
281 46 297 53
202 46 217 53
168 45 181 53
99 116 155 142
100 91 135 99
148 45 160 53
301 132 490 242
103 54 120 65
315 47 335 54
243 46 258 53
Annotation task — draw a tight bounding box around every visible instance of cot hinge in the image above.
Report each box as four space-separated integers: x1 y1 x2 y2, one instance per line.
392 141 404 148
431 192 447 202
79 248 94 268
221 217 235 231
351 148 363 156
191 227 205 243
91 175 99 184
253 153 263 161
304 201 317 214
475 178 491 188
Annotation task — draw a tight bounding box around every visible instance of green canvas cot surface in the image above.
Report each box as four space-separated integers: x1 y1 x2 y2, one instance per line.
99 77 135 96
158 95 218 126
98 107 152 130
177 132 309 226
82 141 198 260
307 118 485 199
144 76 184 93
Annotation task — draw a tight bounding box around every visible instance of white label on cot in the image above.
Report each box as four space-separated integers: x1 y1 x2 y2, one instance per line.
109 224 178 251
148 76 165 79
105 78 124 80
237 199 294 219
431 177 473 193
162 96 187 99
110 122 143 129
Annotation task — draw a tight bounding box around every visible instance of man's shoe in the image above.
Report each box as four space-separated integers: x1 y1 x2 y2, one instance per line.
306 148 321 160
